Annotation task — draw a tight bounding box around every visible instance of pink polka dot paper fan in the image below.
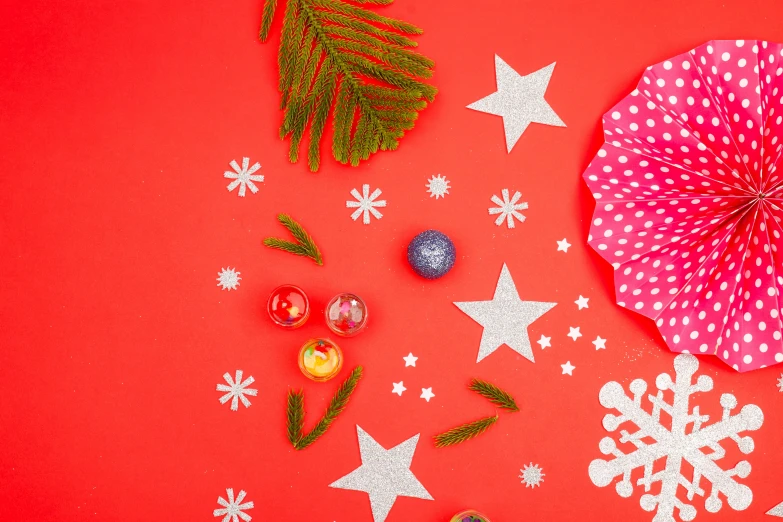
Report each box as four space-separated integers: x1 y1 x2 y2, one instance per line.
584 39 783 372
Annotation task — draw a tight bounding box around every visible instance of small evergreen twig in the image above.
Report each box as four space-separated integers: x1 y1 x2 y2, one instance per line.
286 388 305 446
433 414 499 448
469 378 520 412
263 213 324 266
286 366 363 450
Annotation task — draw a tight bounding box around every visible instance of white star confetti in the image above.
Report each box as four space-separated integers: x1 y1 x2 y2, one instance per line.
556 238 571 252
592 336 607 350
426 174 450 199
537 335 551 349
567 327 582 341
392 381 406 396
561 361 575 375
346 184 387 224
488 189 528 228
778 374 783 392
575 295 589 310
216 370 258 411
224 157 263 197
217 267 241 291
403 353 418 367
213 488 254 522
519 463 545 488
589 354 763 522
420 388 435 402
467 56 565 152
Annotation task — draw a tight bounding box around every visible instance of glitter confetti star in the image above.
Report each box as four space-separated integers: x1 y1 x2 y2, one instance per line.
537 334 551 349
392 381 406 396
330 426 433 522
567 327 582 341
556 238 571 252
575 295 589 310
403 353 418 367
593 336 607 350
519 463 545 488
420 388 435 402
769 501 783 517
467 56 565 152
454 263 556 363
217 267 241 291
561 361 575 375
426 174 450 199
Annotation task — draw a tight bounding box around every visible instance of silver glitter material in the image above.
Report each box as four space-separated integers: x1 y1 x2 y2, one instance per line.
467 55 565 152
329 426 433 522
213 488 254 522
454 263 556 363
588 354 764 521
224 157 263 197
216 370 258 411
407 230 456 279
768 501 783 517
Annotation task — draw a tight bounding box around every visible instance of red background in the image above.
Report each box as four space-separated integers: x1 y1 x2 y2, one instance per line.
1 0 782 520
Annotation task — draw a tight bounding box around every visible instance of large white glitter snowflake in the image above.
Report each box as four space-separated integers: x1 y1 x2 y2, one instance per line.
588 354 764 522
217 267 241 291
519 463 545 488
488 189 528 228
213 488 254 522
224 157 263 197
426 174 450 199
216 370 258 411
346 184 387 224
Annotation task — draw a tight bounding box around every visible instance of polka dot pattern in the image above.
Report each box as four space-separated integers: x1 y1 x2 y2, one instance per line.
584 39 783 372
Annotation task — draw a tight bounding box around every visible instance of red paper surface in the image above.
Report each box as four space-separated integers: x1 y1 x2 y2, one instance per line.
1 1 782 521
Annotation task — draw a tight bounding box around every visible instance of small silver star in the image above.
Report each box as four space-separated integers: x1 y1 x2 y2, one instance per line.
575 295 589 310
567 327 582 341
592 336 607 350
392 381 406 396
537 335 551 349
420 388 435 402
561 361 575 375
556 238 571 253
467 56 565 152
454 263 556 363
330 426 433 522
403 353 418 367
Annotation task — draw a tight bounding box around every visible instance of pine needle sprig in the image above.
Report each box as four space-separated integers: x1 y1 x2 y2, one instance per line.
286 388 305 446
433 414 499 448
259 0 437 171
286 366 363 450
469 378 520 412
263 213 324 265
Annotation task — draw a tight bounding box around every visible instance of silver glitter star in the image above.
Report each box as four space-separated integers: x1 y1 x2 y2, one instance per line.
467 55 565 152
330 426 433 522
769 501 783 517
454 263 556 363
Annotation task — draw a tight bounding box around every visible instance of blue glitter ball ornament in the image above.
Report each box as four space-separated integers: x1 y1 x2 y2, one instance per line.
407 230 456 279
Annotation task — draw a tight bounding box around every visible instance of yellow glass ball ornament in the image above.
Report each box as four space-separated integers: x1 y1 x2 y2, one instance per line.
298 338 343 382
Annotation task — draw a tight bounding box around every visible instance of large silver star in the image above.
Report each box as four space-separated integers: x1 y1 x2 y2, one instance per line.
467 55 565 152
454 263 556 363
329 426 433 522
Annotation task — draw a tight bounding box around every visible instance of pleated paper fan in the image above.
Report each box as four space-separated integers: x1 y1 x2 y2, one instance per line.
584 39 783 372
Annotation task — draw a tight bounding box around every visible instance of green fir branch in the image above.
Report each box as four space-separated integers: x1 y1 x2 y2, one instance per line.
286 388 305 446
469 378 520 412
259 0 436 171
433 414 499 448
263 213 324 265
296 366 363 450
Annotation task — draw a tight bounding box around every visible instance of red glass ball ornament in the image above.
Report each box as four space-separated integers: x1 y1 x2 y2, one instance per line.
267 284 310 329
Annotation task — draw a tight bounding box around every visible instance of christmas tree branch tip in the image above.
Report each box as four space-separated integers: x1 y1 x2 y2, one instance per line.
433 414 499 448
469 378 519 412
263 213 323 266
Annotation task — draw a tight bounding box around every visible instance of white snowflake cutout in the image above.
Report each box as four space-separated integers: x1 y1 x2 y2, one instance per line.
519 463 545 488
213 488 254 522
426 174 450 199
224 157 263 197
216 370 258 411
346 184 387 224
217 267 241 291
488 189 528 228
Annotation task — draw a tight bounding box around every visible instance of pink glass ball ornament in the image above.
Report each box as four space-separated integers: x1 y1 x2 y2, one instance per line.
325 293 368 336
267 284 310 329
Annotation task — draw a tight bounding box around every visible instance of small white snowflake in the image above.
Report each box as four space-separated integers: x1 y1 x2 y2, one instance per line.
520 463 545 488
778 374 783 392
346 184 387 224
216 370 258 411
426 174 450 199
217 267 241 291
213 488 254 522
224 157 263 197
488 189 528 228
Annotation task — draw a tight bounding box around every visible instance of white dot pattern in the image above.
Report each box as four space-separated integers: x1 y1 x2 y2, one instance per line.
584 39 783 372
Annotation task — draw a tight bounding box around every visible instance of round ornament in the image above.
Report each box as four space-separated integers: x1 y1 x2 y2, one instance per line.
450 511 491 522
298 338 343 382
267 284 310 329
406 229 456 279
325 293 368 336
